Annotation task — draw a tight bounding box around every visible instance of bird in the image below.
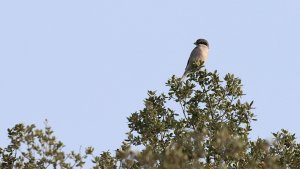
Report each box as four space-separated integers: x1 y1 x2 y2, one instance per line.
182 39 209 79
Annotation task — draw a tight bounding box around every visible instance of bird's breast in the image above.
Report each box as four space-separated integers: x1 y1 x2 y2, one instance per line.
197 45 209 62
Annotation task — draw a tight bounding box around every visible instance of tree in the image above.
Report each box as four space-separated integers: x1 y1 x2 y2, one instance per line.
1 62 300 169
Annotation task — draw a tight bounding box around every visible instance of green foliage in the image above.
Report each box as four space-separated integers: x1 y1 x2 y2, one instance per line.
1 62 299 169
0 120 93 169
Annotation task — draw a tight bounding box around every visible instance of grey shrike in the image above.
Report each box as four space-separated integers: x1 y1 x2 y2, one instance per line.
182 39 209 79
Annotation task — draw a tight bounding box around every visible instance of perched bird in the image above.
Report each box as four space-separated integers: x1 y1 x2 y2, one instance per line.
182 39 209 79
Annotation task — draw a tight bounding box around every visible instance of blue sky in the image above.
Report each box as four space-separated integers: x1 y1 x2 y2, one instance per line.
1 0 300 156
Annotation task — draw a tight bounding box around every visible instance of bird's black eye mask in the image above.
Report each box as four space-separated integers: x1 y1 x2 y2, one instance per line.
201 41 209 47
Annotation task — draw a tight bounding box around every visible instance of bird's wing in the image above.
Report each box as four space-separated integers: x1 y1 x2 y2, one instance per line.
185 47 199 71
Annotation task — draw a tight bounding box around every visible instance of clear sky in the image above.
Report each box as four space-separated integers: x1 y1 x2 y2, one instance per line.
1 0 300 156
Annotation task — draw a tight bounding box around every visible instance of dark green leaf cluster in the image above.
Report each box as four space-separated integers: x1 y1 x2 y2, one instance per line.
115 62 300 169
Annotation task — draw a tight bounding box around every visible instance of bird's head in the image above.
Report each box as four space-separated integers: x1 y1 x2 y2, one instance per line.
194 39 209 48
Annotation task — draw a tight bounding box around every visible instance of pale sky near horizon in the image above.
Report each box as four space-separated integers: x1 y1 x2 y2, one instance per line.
1 0 300 157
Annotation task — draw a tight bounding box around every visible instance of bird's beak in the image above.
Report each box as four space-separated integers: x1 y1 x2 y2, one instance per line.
194 42 197 45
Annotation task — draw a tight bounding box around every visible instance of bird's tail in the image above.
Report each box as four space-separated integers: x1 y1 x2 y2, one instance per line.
180 71 188 81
